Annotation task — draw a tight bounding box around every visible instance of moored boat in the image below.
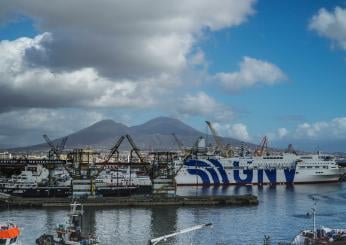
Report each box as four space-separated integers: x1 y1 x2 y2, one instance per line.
0 222 20 245
291 201 346 245
36 202 98 245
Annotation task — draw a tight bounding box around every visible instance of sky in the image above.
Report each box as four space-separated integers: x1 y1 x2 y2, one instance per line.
0 0 345 152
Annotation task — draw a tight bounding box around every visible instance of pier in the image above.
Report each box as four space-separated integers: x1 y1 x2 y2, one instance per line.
0 194 258 208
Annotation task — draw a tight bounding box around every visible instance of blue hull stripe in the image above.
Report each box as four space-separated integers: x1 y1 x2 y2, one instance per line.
187 169 210 185
284 168 296 183
184 160 210 167
208 159 229 184
234 169 253 184
206 168 220 185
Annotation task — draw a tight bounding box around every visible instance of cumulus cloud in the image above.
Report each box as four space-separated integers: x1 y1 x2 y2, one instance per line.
0 108 104 146
176 91 234 122
0 0 256 112
277 128 289 139
0 0 255 78
0 1 259 146
294 117 346 140
213 122 251 142
269 117 346 143
215 56 287 91
267 117 346 151
0 109 103 133
0 34 170 111
309 6 346 50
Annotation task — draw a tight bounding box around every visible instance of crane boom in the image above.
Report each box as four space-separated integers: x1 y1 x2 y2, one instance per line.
125 134 144 163
205 121 226 153
254 136 268 156
43 134 61 159
43 134 73 177
171 133 184 151
58 137 68 153
104 136 125 163
94 136 126 177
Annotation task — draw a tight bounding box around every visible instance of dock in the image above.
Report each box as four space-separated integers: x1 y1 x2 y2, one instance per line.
0 194 258 208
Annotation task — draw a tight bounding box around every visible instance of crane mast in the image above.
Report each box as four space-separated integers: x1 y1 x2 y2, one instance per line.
254 136 268 156
171 133 184 152
205 121 233 157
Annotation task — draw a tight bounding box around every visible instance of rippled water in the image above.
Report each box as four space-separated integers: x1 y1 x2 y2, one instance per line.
1 183 346 245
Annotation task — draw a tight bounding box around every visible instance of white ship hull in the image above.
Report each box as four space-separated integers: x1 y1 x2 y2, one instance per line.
175 154 342 186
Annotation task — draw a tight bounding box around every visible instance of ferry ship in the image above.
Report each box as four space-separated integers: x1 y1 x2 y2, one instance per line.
0 164 71 197
175 152 342 186
0 165 152 197
93 168 152 196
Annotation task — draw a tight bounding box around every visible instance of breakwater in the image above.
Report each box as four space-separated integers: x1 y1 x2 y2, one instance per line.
0 194 258 208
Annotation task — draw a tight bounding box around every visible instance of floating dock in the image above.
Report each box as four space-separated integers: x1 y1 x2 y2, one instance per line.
0 194 258 208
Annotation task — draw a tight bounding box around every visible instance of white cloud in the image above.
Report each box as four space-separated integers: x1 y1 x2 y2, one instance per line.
277 128 289 139
0 0 255 78
0 35 169 111
0 108 105 146
214 122 251 142
309 6 346 50
0 1 256 112
294 117 346 139
0 109 104 133
189 50 206 66
269 117 346 142
176 91 234 122
267 127 289 141
215 56 287 91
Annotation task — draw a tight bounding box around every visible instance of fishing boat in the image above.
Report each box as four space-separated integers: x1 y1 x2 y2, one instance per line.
291 202 346 245
35 202 98 245
0 222 20 245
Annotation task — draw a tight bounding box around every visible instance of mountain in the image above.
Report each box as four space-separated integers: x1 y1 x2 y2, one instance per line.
131 117 200 136
11 116 252 152
66 119 129 147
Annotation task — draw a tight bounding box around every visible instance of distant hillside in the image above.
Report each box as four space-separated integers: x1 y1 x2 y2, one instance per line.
11 116 255 152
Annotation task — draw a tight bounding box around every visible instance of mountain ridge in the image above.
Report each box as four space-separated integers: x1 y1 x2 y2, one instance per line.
9 117 252 152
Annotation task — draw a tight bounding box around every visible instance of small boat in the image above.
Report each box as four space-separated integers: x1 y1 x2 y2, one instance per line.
35 202 97 245
149 223 212 245
0 222 20 245
291 201 346 245
291 227 346 245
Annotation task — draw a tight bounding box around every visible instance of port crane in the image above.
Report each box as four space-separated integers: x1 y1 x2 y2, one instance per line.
171 133 184 152
254 136 268 156
94 135 126 177
126 134 144 163
43 134 68 160
42 134 72 184
171 133 193 158
205 121 234 157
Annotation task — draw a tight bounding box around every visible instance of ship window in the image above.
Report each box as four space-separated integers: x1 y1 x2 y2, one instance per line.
0 239 6 245
323 166 328 169
10 237 17 243
307 166 313 168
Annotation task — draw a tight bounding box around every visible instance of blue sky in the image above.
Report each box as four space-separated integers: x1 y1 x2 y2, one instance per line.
0 0 345 151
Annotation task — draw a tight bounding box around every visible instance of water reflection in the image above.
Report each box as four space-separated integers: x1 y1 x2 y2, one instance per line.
1 183 345 244
150 207 178 244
